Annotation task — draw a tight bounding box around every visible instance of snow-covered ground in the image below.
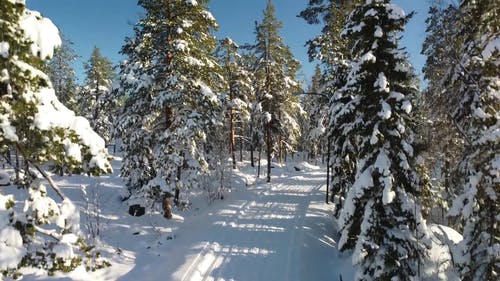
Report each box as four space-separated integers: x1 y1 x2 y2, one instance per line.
2 156 461 280
1 157 353 280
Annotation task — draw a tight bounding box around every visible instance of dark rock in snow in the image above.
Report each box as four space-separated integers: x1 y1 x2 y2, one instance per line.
129 204 145 216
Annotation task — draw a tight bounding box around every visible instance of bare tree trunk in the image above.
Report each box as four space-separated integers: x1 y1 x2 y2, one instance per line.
250 122 255 167
257 143 262 178
278 112 283 165
326 135 332 204
230 106 236 169
239 133 243 162
174 165 181 206
266 124 272 183
163 194 172 219
15 147 19 181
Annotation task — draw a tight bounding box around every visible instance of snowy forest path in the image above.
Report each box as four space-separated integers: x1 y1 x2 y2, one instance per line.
165 166 348 281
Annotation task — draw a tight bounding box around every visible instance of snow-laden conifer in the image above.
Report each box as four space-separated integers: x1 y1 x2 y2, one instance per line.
336 1 430 279
446 0 499 279
47 35 79 112
115 0 221 207
299 0 362 215
0 0 111 276
420 4 463 220
216 37 252 169
79 47 115 144
251 0 302 182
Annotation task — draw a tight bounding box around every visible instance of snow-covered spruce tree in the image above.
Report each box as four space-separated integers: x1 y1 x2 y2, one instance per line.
114 33 157 195
299 0 361 217
216 37 252 170
0 0 111 277
78 47 115 145
47 35 79 112
251 0 302 182
420 4 463 221
115 0 221 209
336 1 430 279
446 0 499 279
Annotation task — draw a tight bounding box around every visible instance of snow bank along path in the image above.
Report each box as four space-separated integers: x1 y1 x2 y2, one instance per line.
123 165 353 281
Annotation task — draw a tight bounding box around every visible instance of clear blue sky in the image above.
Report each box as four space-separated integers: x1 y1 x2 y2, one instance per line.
28 0 430 85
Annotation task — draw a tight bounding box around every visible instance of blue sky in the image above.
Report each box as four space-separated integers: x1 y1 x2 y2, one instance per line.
28 0 430 85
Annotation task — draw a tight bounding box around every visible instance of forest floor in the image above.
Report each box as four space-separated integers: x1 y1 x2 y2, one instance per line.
10 156 354 281
6 155 461 280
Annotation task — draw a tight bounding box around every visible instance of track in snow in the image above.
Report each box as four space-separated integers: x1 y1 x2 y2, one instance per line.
165 166 350 281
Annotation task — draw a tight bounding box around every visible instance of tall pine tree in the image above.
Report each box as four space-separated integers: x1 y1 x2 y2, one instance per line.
420 4 463 221
47 34 79 111
251 0 301 182
79 47 115 144
115 0 221 208
216 37 252 169
299 0 362 212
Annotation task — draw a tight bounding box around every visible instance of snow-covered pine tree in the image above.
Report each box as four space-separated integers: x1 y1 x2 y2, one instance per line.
115 0 221 208
299 65 327 161
216 37 252 169
420 4 463 221
252 0 302 182
79 47 115 144
336 1 430 279
0 0 111 276
114 33 157 194
299 0 361 217
446 0 499 279
47 35 79 112
241 50 265 170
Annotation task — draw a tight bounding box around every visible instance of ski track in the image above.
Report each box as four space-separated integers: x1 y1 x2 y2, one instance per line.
169 168 340 281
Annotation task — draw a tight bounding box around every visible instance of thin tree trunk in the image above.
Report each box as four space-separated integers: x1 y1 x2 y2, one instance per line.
250 122 255 167
257 143 262 178
266 124 272 183
239 133 243 162
15 147 19 181
326 135 332 204
230 106 236 169
174 165 181 206
278 112 283 164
